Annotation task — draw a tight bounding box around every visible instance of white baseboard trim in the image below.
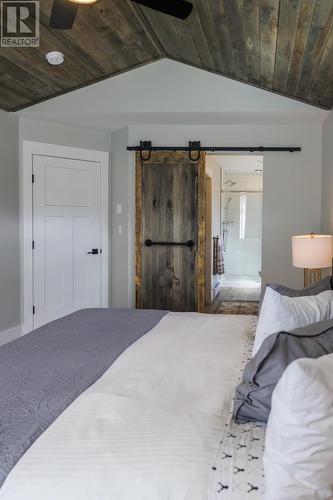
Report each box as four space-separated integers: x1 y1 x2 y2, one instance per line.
0 324 22 347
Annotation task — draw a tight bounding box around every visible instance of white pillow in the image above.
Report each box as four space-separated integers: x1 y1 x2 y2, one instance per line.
253 288 333 356
263 354 333 500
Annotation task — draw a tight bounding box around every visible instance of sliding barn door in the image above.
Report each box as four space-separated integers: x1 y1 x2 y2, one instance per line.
136 151 206 312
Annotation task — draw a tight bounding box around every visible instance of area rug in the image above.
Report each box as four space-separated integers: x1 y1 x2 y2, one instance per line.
219 301 259 316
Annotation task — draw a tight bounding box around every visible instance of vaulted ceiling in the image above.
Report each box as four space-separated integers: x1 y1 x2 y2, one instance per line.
0 0 333 112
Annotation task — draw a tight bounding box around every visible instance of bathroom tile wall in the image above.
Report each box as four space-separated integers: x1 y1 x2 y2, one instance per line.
222 172 262 279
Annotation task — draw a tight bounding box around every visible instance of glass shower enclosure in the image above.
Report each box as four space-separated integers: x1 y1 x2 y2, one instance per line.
221 191 262 287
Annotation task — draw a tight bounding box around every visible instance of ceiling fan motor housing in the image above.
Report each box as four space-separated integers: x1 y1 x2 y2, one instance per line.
50 0 193 30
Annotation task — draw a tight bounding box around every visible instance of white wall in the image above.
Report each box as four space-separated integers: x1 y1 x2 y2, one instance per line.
0 111 20 333
321 111 333 234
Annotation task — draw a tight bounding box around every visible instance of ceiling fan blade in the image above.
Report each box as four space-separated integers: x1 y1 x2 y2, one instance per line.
131 0 193 20
49 0 78 29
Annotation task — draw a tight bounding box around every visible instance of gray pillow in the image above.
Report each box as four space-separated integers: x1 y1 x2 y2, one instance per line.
233 319 333 424
267 275 333 297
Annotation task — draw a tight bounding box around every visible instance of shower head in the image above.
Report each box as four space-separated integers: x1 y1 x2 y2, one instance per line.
223 180 236 186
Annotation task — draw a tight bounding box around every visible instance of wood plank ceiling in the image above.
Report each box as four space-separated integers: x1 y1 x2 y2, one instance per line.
0 0 333 112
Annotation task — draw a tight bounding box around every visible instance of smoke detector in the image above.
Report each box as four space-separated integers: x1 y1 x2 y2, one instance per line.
45 51 64 66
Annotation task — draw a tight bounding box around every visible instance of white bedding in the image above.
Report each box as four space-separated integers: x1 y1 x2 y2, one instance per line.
0 312 254 500
210 326 266 500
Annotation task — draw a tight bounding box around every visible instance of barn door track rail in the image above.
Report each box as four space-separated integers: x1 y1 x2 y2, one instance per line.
127 141 302 161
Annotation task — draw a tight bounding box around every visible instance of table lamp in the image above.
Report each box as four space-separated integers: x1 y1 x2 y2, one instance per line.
292 233 332 287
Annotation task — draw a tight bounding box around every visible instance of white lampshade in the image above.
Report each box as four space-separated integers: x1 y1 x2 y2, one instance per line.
292 234 333 269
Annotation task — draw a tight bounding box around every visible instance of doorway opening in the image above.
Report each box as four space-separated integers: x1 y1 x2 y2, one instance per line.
205 155 263 315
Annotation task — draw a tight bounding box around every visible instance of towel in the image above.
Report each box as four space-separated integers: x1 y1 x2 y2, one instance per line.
213 236 224 275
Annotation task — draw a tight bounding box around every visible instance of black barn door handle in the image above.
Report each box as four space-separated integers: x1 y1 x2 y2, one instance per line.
145 239 195 248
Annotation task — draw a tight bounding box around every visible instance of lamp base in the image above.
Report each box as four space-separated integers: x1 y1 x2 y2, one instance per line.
304 268 322 287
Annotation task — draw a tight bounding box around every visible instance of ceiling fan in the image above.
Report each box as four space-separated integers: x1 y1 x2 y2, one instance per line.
49 0 193 30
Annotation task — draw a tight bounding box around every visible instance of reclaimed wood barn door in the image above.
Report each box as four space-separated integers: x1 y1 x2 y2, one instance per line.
136 151 206 312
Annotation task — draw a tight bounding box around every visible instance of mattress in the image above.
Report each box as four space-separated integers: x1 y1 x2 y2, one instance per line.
0 312 261 500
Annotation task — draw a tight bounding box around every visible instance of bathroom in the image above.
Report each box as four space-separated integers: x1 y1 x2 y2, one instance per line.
206 155 263 312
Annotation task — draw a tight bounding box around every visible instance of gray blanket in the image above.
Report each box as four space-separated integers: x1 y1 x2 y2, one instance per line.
0 308 167 488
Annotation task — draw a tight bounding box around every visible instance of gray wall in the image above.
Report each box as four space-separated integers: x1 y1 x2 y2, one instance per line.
19 119 137 310
0 111 20 331
18 117 112 319
0 113 326 329
111 123 321 305
19 117 111 152
321 111 333 234
138 125 323 291
110 127 135 307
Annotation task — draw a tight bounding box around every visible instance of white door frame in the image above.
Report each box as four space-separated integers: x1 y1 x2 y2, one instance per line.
22 141 109 334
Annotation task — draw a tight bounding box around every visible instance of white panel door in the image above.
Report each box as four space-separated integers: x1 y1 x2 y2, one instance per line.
33 155 102 328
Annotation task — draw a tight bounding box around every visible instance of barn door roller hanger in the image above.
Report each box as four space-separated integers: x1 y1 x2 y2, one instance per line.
128 141 301 162
134 140 202 161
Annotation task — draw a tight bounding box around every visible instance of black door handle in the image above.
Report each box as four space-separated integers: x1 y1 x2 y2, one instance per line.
87 249 99 255
145 239 195 248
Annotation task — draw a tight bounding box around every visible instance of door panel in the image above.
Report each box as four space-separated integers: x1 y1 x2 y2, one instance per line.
136 151 206 312
33 155 102 328
73 215 100 305
44 215 68 307
44 165 92 207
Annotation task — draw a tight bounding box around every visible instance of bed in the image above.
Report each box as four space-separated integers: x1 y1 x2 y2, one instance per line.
0 308 264 500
